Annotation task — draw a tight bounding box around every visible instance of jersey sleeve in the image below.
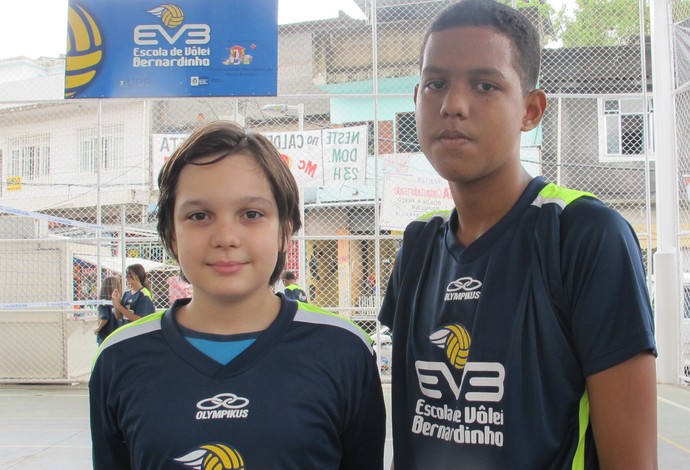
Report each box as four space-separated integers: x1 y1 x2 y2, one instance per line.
378 244 403 329
560 198 656 377
338 338 386 469
89 353 131 469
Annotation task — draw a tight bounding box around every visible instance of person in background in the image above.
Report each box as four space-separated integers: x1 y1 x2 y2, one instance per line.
379 1 657 469
90 120 385 469
111 263 155 323
281 270 308 302
94 276 121 345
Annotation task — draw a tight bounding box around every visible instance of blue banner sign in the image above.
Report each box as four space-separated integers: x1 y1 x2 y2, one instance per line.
65 0 278 98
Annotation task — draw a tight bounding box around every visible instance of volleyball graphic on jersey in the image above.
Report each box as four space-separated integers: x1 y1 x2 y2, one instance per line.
147 4 184 28
430 324 471 370
65 3 103 98
175 443 245 470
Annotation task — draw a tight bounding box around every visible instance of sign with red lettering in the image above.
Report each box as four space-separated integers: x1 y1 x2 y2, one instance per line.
264 125 367 188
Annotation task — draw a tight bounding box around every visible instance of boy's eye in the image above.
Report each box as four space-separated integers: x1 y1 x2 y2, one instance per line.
424 80 445 90
188 212 208 221
244 210 263 220
475 82 497 92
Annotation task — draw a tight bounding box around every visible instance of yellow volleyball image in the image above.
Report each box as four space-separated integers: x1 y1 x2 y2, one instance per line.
430 324 471 370
65 3 103 98
200 444 245 470
444 324 471 369
161 5 184 27
148 4 184 28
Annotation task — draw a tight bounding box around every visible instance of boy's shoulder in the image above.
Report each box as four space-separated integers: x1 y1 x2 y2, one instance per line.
536 182 628 227
412 208 453 225
92 310 165 363
533 182 596 210
292 301 374 354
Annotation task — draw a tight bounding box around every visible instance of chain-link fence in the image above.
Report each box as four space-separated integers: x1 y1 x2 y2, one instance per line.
1 0 686 383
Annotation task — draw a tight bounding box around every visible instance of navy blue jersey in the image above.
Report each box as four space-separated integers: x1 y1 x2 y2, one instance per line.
379 177 656 470
96 304 121 343
121 287 155 320
90 296 385 470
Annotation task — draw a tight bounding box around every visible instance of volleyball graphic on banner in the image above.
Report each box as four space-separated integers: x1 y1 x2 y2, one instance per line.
148 4 185 28
65 3 104 98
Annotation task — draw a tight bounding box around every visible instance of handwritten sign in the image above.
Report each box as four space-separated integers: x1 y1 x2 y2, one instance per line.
322 125 367 186
264 130 324 187
264 125 367 187
380 154 454 231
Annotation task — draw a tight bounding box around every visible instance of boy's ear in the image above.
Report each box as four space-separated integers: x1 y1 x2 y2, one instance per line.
521 89 547 132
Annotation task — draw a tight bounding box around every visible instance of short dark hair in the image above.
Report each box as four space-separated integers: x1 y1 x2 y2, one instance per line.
420 0 541 92
157 120 302 286
283 271 297 282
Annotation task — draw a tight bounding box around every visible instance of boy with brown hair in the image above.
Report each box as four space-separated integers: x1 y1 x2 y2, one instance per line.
90 121 385 469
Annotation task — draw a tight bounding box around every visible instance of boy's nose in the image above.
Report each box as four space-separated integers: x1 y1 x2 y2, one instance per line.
212 218 241 248
440 86 468 118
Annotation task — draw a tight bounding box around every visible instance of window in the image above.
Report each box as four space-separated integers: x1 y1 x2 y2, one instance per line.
78 124 124 173
599 97 654 161
396 112 421 153
9 133 50 181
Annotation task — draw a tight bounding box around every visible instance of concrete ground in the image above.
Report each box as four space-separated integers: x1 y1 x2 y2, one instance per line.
0 382 688 469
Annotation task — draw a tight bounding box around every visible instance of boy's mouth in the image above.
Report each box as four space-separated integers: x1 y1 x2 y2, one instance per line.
438 129 469 140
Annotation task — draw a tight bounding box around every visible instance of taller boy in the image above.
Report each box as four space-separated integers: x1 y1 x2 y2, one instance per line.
379 1 657 469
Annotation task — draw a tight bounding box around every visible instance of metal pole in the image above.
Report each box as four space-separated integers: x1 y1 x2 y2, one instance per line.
651 0 680 384
297 104 306 290
96 101 103 291
120 204 127 288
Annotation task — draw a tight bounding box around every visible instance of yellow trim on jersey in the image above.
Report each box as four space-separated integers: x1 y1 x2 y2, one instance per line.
572 390 590 470
92 310 165 367
296 301 374 346
539 183 595 206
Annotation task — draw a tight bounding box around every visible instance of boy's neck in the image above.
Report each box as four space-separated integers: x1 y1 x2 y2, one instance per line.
450 167 532 247
176 289 281 335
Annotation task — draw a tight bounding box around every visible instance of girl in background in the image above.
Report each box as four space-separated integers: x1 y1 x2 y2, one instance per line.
94 276 121 344
111 263 155 323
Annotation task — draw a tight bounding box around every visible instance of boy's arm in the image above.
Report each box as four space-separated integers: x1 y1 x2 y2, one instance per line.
586 351 658 470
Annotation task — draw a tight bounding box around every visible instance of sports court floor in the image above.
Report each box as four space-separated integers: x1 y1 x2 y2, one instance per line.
1 382 689 469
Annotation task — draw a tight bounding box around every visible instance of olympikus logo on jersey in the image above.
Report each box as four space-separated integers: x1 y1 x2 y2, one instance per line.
444 277 482 301
195 393 249 420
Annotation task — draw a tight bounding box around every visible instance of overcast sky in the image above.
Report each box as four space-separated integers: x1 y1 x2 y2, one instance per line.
0 0 366 59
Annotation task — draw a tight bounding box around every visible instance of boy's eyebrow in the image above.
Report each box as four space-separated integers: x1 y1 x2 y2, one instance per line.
177 196 275 210
421 65 507 80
